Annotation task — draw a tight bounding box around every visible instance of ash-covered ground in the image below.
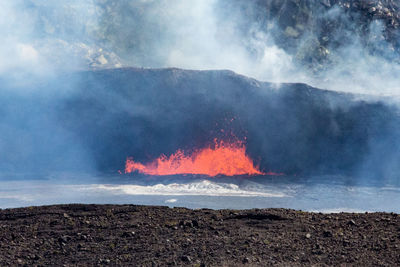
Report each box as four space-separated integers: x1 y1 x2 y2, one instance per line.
0 204 399 266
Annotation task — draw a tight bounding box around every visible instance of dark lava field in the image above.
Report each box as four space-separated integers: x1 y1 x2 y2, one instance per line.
0 204 399 266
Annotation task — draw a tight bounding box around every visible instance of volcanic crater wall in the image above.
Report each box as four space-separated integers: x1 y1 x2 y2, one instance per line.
51 68 400 179
0 68 399 180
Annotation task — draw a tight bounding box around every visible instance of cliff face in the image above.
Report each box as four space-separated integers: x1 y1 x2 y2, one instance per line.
0 68 399 178
52 68 399 177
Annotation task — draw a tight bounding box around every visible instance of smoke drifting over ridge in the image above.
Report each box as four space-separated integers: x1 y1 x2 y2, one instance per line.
2 67 398 181
1 0 399 95
0 1 399 181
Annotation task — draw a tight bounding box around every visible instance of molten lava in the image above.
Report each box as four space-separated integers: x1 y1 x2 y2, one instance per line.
125 139 267 176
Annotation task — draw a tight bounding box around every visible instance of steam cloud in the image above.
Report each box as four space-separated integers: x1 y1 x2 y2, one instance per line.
0 0 399 179
1 0 399 95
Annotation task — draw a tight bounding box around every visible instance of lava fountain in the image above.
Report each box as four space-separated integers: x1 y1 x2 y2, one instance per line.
124 139 275 176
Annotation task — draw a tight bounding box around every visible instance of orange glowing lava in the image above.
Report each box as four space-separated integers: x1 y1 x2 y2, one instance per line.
124 139 268 176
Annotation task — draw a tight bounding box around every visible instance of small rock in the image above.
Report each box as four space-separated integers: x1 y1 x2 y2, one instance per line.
323 230 333 237
192 220 199 227
58 236 68 244
121 231 135 238
77 243 87 251
242 257 251 263
179 220 194 227
348 219 357 226
181 255 191 262
306 233 311 239
99 259 111 264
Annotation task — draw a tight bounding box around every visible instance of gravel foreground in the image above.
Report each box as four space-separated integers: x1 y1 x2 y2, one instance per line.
0 204 399 266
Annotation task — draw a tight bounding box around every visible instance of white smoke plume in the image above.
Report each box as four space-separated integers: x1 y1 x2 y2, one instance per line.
1 0 399 96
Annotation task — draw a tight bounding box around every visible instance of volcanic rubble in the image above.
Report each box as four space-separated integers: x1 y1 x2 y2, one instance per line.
0 204 399 266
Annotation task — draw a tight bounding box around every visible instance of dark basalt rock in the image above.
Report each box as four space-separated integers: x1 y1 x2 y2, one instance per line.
0 204 399 266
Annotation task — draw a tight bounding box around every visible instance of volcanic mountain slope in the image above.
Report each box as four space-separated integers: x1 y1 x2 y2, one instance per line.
1 68 399 178
51 68 400 178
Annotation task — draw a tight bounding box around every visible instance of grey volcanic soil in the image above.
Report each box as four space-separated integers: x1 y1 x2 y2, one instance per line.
0 204 399 266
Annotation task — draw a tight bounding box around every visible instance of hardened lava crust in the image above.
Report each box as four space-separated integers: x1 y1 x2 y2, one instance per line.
0 204 399 266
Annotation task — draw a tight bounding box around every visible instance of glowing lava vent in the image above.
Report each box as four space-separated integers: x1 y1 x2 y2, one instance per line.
124 139 269 176
125 139 265 176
